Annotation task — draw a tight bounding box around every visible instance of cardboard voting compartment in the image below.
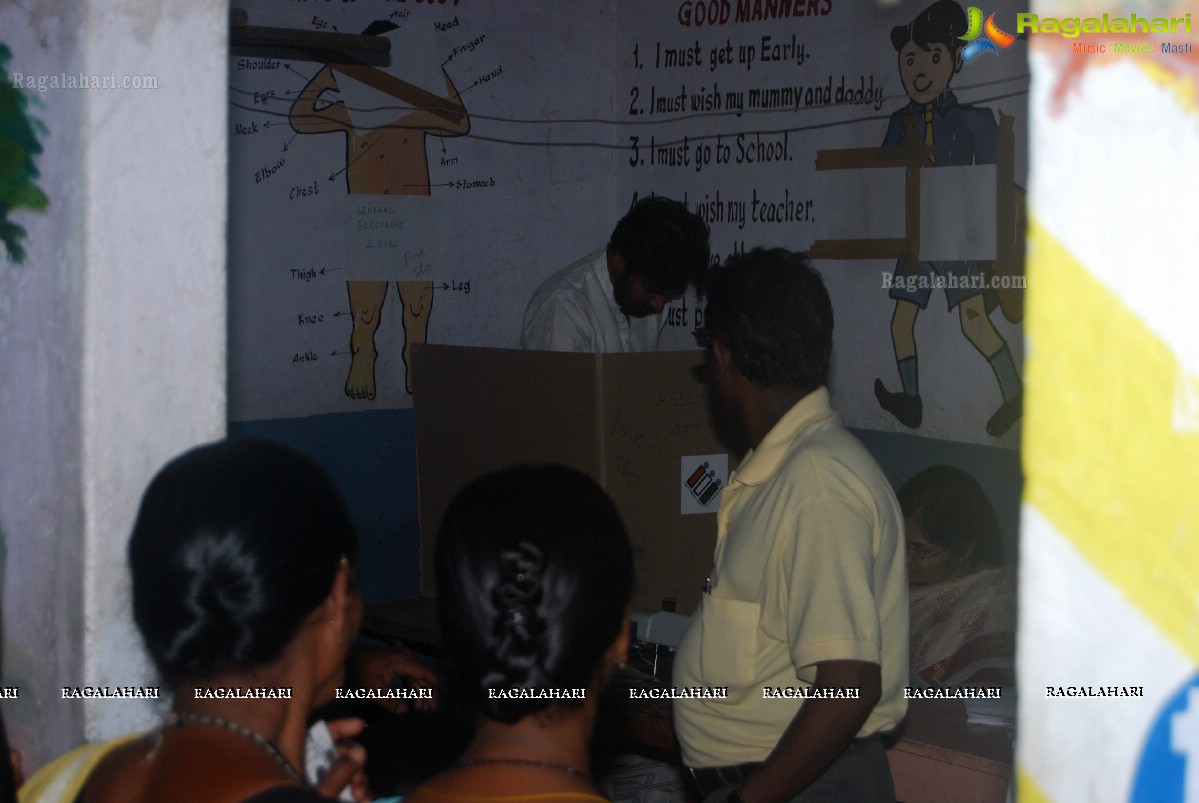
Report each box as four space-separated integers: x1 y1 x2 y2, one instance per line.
412 344 735 615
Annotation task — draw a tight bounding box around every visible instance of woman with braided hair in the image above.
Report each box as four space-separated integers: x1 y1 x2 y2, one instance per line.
406 465 634 802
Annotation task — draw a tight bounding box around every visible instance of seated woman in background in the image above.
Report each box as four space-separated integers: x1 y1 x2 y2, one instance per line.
22 439 368 803
405 465 634 802
900 465 1017 688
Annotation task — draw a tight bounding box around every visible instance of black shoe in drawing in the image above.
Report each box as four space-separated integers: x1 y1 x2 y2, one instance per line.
986 391 1023 438
874 378 923 429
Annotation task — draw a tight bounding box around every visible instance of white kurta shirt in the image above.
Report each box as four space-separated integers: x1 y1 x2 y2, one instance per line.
520 250 664 352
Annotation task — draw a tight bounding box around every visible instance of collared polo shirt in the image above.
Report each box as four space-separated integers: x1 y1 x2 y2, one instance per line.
673 388 908 767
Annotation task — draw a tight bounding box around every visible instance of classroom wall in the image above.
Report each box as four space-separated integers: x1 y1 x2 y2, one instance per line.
226 0 1029 603
0 0 228 768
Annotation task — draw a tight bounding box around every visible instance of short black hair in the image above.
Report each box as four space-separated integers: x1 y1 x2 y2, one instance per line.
897 464 1004 565
702 247 833 391
435 465 633 724
608 196 710 296
891 0 968 54
129 438 357 687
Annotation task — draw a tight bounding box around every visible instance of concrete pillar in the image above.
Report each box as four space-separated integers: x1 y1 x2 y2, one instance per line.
0 0 228 768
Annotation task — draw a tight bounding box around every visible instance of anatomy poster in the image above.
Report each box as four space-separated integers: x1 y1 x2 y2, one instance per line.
227 0 1029 446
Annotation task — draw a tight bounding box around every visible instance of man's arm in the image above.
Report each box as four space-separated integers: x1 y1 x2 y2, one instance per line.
735 660 882 803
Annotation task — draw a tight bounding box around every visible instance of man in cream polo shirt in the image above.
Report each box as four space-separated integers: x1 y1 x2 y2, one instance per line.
674 248 908 803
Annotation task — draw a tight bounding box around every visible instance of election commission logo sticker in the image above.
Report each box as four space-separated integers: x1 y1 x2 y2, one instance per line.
1132 671 1199 801
680 454 728 514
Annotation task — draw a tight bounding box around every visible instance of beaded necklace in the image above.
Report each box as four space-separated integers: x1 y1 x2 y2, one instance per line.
164 711 304 784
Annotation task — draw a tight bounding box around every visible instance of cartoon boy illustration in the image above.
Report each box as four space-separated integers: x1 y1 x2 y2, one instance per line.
872 0 1022 437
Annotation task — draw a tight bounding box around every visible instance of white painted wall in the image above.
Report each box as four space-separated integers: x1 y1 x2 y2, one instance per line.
0 0 228 769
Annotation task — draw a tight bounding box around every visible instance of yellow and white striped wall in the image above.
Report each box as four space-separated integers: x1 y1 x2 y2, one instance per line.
1019 3 1199 800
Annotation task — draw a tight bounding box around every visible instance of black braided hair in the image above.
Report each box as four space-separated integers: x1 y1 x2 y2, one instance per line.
483 541 549 692
435 465 634 723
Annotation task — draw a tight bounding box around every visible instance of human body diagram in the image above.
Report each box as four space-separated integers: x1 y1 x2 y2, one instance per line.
289 20 470 399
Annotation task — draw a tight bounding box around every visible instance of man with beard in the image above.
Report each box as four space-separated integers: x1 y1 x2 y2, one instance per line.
520 196 709 352
675 248 908 802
